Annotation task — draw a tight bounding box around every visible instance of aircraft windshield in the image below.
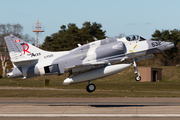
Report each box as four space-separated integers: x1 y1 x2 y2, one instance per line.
126 35 146 41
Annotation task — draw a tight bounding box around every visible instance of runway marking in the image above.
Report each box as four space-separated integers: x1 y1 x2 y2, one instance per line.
0 114 180 117
23 99 29 103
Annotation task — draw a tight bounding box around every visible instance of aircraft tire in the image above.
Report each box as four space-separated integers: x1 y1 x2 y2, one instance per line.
135 76 141 82
86 83 96 93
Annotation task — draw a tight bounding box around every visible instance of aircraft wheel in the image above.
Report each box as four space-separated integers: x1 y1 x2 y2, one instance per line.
86 83 96 93
135 76 141 82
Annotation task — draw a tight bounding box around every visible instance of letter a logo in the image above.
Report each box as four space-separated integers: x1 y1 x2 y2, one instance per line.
22 43 31 54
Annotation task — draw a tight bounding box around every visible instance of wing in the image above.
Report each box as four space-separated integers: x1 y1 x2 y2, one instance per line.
65 54 126 74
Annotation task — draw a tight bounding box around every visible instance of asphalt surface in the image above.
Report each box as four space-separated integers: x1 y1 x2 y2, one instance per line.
0 98 180 120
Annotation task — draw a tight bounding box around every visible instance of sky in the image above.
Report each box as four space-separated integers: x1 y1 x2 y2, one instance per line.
1 0 180 44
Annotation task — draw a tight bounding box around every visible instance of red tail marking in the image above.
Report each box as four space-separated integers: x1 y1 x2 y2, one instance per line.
22 43 31 54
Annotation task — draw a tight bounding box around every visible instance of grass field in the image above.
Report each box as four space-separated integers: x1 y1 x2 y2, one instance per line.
0 66 180 98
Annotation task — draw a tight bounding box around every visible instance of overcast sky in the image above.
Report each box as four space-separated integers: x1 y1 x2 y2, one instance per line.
1 0 180 44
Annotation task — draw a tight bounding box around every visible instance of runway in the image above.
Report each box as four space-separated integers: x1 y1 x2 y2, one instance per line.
0 98 180 120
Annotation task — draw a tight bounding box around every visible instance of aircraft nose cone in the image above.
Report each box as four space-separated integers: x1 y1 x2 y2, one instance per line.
165 42 175 49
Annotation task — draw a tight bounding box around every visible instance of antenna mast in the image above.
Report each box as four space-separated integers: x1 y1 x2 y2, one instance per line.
33 21 44 47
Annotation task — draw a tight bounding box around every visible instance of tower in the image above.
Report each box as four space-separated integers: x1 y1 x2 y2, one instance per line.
33 21 44 47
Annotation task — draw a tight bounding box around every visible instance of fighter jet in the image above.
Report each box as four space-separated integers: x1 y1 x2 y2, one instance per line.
5 34 174 92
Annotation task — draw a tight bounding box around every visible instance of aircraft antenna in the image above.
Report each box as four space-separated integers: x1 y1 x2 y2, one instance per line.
33 20 44 47
92 36 98 41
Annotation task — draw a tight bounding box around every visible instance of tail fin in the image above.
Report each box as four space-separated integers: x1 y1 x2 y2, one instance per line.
4 34 44 63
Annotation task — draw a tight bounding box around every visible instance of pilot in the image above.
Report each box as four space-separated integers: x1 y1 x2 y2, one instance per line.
132 36 135 40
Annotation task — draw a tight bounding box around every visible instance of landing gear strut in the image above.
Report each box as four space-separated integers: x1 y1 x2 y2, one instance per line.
133 58 141 82
86 81 96 93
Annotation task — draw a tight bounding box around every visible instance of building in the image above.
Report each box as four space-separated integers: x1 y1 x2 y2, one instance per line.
138 67 162 82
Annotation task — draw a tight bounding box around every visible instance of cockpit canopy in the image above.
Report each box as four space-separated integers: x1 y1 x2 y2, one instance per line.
125 35 146 41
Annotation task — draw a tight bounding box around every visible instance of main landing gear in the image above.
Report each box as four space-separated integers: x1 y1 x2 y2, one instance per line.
86 81 96 93
133 58 141 82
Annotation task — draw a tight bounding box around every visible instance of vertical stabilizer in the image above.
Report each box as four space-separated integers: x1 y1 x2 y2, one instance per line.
4 34 22 60
4 34 44 62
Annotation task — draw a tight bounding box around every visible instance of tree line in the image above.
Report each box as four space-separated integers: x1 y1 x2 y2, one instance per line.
42 22 106 51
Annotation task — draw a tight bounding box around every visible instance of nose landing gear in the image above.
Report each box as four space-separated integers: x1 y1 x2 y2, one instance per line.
133 58 141 82
135 75 141 81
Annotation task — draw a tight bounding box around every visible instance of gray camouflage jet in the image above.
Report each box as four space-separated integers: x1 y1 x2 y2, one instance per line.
5 34 174 92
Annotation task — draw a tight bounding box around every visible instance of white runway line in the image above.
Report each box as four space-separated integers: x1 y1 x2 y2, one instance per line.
0 114 180 117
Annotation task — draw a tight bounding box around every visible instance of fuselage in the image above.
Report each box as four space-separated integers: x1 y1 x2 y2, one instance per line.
7 35 174 79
